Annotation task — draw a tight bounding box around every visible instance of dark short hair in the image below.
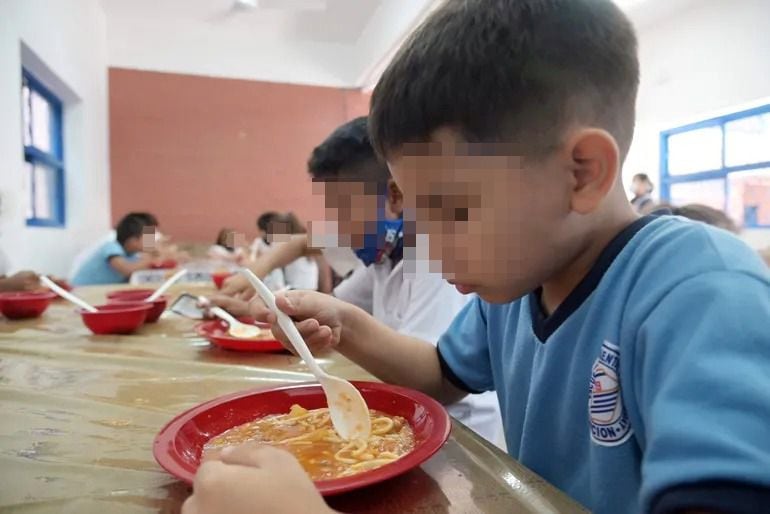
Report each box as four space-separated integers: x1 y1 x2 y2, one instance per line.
216 228 235 248
272 212 307 235
257 212 280 232
633 173 652 184
116 212 155 245
370 0 639 162
135 212 159 226
308 117 390 183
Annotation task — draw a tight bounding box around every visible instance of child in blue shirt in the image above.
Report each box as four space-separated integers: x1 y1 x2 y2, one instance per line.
181 1 770 513
71 212 158 286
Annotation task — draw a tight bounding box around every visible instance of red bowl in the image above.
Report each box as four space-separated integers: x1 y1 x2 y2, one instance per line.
108 292 168 323
151 259 178 270
80 303 153 335
106 288 156 300
0 291 57 319
211 271 233 290
153 381 451 495
196 318 284 352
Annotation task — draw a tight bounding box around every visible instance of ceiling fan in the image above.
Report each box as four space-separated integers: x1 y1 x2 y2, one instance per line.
208 0 328 23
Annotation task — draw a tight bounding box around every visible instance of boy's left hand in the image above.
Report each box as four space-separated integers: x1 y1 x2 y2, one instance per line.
182 444 335 514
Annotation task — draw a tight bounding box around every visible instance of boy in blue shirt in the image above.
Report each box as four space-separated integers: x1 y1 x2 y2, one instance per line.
181 1 770 513
71 212 158 286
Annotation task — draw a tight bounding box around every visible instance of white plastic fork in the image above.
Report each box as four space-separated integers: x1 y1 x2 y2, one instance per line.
40 276 98 313
147 269 187 302
238 268 371 441
208 305 263 339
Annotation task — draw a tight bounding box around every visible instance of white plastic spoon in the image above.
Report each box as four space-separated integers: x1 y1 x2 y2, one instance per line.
238 268 371 441
209 305 264 339
40 275 98 313
147 269 187 302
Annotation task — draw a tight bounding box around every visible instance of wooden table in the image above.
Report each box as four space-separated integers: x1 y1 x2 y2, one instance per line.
0 285 588 513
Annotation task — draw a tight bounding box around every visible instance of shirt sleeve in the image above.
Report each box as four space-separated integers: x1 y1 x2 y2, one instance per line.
397 274 470 343
436 296 494 394
333 264 374 314
635 270 770 512
101 241 126 261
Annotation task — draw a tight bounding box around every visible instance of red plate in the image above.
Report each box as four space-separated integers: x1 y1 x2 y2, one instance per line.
153 381 451 495
195 318 285 352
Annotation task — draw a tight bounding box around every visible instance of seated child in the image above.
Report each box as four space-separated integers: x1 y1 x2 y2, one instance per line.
71 212 158 286
249 212 287 291
271 213 319 291
208 228 248 264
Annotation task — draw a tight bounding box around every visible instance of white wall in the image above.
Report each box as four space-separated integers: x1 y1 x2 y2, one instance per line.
624 0 770 248
0 0 111 276
353 0 436 88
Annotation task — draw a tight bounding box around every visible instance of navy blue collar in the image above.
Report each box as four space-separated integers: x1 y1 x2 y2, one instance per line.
529 215 658 342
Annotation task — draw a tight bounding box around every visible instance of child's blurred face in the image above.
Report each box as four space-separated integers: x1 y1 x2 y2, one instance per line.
266 222 293 244
143 227 158 249
225 231 247 248
388 128 584 304
631 178 649 196
317 180 382 249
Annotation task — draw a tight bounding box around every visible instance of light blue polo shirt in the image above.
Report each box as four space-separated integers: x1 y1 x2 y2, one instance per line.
71 240 135 286
438 216 770 514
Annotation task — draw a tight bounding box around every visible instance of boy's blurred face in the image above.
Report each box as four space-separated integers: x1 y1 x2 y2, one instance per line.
388 128 583 304
266 222 293 244
315 179 382 249
135 226 157 253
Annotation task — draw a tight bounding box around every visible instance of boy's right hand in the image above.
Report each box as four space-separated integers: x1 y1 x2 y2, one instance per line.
249 290 350 354
0 271 40 292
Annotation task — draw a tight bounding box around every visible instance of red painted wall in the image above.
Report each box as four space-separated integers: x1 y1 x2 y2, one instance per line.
109 68 371 242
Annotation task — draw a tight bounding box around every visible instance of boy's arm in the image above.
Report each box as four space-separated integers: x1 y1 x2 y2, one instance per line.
251 290 468 405
108 254 154 278
636 270 770 514
222 235 317 297
315 255 334 294
339 305 468 404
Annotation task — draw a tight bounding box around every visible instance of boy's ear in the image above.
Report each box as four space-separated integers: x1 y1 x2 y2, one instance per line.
566 129 620 214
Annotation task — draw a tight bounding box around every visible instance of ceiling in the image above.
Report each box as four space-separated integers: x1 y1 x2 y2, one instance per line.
101 0 701 89
101 0 387 46
101 0 435 87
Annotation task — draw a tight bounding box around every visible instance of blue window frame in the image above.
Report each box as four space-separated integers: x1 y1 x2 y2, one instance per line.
660 103 770 228
22 68 65 227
